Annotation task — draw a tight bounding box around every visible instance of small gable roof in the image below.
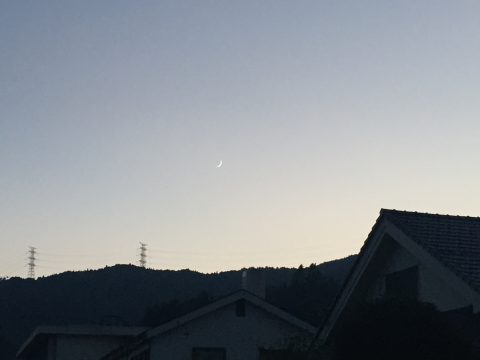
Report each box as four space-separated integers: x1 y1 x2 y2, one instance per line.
146 289 316 338
102 290 316 360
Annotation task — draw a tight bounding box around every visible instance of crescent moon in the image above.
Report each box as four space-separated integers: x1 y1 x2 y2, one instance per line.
216 160 223 168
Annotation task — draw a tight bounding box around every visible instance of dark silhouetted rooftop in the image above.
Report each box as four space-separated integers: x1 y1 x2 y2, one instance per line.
381 209 480 292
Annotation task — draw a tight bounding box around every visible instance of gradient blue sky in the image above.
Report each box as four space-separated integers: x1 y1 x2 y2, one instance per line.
2 1 480 277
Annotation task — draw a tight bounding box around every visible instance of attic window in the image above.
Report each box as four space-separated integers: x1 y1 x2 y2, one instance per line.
385 266 419 300
235 299 246 317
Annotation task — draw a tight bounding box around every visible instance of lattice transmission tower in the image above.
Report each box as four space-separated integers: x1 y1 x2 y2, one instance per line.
139 242 147 268
27 246 37 279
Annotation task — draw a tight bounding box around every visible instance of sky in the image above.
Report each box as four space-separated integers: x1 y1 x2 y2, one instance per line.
1 1 480 277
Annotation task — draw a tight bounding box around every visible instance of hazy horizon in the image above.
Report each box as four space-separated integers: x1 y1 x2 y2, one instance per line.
2 1 480 277
2 253 358 280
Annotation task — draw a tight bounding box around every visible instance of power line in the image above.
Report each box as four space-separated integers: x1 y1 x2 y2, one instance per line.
0 241 326 277
27 246 37 279
38 249 126 258
138 242 147 268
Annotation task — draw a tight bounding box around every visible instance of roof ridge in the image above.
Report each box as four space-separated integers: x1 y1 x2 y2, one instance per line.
380 208 480 221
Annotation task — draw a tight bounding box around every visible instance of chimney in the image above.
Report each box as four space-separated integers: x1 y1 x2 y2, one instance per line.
241 268 266 298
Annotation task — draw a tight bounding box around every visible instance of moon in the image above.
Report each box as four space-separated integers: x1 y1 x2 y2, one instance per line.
216 160 223 168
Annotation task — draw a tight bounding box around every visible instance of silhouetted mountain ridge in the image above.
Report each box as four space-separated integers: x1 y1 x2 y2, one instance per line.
0 255 356 359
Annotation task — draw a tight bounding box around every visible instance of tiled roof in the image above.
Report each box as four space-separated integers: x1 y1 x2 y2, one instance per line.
380 209 480 293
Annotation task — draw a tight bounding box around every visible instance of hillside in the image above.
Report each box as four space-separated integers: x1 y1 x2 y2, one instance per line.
0 255 356 359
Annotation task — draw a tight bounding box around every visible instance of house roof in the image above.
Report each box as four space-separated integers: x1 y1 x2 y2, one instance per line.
102 289 316 360
314 209 480 346
146 289 316 338
380 209 480 292
16 325 148 359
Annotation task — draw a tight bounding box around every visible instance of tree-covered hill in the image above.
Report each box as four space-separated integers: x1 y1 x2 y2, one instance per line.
0 255 355 359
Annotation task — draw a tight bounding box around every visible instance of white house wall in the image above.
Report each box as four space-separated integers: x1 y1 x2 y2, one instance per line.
419 265 471 311
149 301 312 360
54 335 129 360
361 236 471 311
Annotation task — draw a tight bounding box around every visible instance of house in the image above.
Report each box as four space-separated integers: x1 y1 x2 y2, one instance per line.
102 289 316 360
16 325 148 360
318 209 480 344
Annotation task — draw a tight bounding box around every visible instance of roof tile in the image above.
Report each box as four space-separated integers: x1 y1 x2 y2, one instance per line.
381 209 480 292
